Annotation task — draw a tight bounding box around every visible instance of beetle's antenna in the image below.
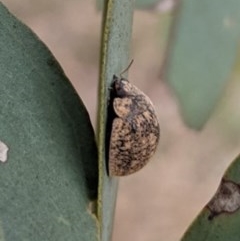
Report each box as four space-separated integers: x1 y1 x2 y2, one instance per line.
120 59 134 78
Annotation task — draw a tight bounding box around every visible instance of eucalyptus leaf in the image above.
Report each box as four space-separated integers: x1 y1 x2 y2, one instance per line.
97 0 134 240
181 154 240 241
0 3 98 241
97 0 160 10
166 0 240 129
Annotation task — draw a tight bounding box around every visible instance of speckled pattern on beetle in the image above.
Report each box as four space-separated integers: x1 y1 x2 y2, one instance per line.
106 74 160 176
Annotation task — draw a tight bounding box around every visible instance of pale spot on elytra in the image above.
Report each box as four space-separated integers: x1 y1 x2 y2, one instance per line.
0 141 9 163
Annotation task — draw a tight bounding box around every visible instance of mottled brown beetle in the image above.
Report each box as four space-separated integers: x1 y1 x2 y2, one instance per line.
106 61 160 176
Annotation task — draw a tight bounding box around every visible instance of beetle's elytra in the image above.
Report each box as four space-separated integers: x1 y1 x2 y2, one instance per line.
106 74 160 176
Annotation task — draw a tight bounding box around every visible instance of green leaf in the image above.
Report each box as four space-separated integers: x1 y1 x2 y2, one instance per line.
135 0 163 9
181 154 240 241
0 3 98 241
166 0 240 129
212 47 240 141
96 0 160 10
96 0 134 240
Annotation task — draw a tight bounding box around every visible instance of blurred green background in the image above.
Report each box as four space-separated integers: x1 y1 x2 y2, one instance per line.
2 0 240 240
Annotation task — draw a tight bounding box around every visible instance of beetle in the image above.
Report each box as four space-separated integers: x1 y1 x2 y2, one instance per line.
106 61 160 176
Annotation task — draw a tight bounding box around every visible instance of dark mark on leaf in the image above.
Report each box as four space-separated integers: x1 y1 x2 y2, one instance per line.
207 179 240 220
